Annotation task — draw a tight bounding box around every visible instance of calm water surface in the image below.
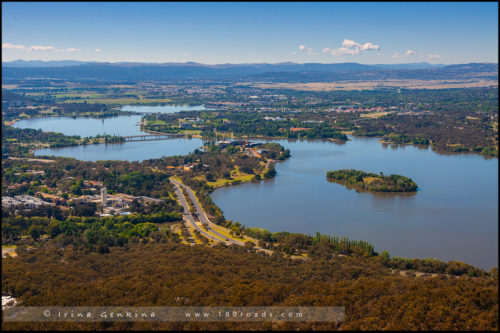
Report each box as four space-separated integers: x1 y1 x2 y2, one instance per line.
16 115 498 269
34 138 204 162
211 138 498 269
15 113 205 161
14 115 145 137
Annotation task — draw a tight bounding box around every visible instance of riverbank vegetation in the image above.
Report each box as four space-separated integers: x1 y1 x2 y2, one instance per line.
2 126 125 157
327 169 418 192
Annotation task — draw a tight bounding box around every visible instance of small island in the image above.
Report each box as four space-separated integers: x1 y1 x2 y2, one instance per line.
327 169 418 192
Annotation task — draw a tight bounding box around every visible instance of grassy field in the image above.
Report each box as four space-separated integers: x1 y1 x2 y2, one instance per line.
210 223 256 243
245 79 498 91
360 111 394 119
62 97 172 105
38 107 58 115
55 93 108 99
206 168 256 188
363 176 379 185
180 130 202 135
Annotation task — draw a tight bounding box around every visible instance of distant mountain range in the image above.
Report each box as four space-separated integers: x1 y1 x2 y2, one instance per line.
2 60 95 67
1 60 497 83
2 59 444 70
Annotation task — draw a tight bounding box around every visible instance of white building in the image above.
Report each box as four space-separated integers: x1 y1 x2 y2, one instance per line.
101 187 107 207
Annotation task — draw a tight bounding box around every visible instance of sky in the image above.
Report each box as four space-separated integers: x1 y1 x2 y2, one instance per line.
2 2 498 64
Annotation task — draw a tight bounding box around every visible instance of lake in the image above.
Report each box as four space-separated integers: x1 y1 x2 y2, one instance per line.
14 114 499 269
211 138 498 270
14 115 145 137
34 138 204 162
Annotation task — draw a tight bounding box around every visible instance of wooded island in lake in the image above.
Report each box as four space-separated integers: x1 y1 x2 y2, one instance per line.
327 169 418 192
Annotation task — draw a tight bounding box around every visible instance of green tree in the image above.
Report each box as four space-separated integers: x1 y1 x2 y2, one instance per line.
381 250 390 260
29 225 43 240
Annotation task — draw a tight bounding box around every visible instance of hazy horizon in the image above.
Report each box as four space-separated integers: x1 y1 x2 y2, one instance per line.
6 59 498 66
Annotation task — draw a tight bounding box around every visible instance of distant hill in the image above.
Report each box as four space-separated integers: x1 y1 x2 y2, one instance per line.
1 61 497 83
2 60 443 70
2 60 92 67
247 63 498 83
372 62 445 70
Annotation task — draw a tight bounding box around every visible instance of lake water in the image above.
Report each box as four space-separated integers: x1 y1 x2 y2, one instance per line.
34 138 204 162
14 115 499 269
14 115 145 137
211 138 498 270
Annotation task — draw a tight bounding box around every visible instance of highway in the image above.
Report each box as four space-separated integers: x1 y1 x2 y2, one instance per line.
170 178 305 259
171 180 231 245
171 178 246 246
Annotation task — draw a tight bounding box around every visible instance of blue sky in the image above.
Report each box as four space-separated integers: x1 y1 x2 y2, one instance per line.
2 2 498 64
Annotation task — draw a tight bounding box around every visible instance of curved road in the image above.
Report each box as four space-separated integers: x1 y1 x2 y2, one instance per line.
171 181 231 245
171 179 246 246
171 178 305 259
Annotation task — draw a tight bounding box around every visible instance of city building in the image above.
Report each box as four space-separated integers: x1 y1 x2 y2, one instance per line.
101 187 107 207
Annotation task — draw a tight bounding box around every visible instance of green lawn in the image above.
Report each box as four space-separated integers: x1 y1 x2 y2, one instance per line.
62 98 172 105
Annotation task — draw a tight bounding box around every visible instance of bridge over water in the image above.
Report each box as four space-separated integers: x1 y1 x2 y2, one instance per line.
122 133 183 142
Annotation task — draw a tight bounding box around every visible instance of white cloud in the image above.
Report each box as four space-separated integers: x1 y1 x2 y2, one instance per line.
2 43 26 50
360 42 379 51
326 39 380 56
332 47 360 56
55 47 80 53
298 45 317 55
427 54 441 59
27 45 56 52
3 43 80 53
393 49 423 58
94 48 101 52
342 39 359 48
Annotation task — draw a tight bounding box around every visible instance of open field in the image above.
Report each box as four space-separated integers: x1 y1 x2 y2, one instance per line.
206 170 256 188
360 111 395 118
1 84 18 89
61 97 172 104
244 79 498 91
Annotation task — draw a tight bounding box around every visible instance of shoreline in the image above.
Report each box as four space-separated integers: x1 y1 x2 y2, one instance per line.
326 178 419 195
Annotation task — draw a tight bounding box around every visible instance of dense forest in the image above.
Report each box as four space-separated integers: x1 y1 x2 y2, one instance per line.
2 242 498 330
327 169 418 192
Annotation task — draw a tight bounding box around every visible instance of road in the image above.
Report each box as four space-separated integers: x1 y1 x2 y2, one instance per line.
171 180 231 245
170 178 309 259
171 179 247 245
